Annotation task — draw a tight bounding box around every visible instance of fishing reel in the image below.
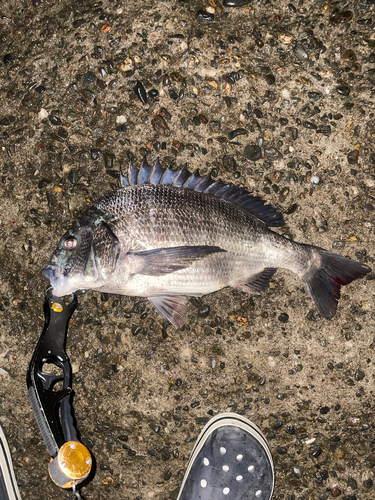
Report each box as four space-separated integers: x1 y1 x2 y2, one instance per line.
27 288 92 498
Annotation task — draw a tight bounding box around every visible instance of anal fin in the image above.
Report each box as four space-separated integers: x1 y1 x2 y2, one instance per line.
149 295 188 328
236 268 277 294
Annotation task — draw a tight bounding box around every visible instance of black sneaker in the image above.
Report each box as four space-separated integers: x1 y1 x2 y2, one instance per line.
177 413 274 500
0 424 22 500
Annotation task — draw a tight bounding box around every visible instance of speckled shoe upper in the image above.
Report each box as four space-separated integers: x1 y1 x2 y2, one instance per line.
177 413 274 500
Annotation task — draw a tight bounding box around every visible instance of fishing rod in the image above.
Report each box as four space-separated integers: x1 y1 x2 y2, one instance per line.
27 288 92 499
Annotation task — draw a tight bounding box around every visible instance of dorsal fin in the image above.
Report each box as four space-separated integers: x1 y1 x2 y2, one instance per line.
128 161 138 185
120 164 129 187
120 159 285 227
172 165 190 187
150 158 165 184
138 157 153 184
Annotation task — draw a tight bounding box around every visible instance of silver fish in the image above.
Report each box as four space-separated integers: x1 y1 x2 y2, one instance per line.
42 158 371 328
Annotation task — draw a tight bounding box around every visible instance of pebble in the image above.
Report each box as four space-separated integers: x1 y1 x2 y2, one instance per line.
48 115 62 126
292 466 304 478
134 80 148 105
347 477 357 490
198 304 210 318
104 152 115 168
286 127 298 140
94 45 104 55
148 88 159 99
98 67 108 79
363 203 374 212
244 144 262 161
336 85 351 96
330 487 342 497
294 43 309 62
363 479 373 489
199 114 208 124
311 446 322 458
347 150 359 164
223 0 251 6
278 313 289 323
72 19 85 28
169 89 179 100
35 85 46 93
303 121 317 130
69 169 78 184
0 117 11 126
83 71 96 85
3 53 13 64
342 49 357 62
330 10 353 24
96 137 106 148
354 369 365 382
151 115 170 136
308 91 322 101
108 79 118 90
58 127 68 139
149 423 160 433
279 33 294 44
91 149 102 160
223 155 237 171
228 128 248 141
276 446 287 455
196 10 214 21
264 147 283 160
316 125 331 136
279 187 290 202
265 74 275 85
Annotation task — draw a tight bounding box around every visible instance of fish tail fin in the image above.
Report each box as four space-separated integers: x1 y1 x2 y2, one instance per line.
301 247 370 319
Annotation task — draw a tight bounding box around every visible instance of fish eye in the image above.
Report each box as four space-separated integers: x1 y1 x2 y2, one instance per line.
63 236 77 250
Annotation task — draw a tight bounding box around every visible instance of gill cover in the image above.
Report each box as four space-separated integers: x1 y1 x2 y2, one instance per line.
91 221 120 279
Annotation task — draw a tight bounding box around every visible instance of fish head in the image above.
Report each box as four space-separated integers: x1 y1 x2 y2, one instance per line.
42 212 120 297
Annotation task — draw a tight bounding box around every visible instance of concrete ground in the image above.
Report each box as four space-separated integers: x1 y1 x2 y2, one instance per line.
0 0 374 499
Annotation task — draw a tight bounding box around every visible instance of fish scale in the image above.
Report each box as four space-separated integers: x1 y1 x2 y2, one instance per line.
97 185 265 252
42 159 371 328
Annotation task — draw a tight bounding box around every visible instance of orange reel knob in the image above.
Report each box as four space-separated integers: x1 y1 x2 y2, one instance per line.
49 441 92 489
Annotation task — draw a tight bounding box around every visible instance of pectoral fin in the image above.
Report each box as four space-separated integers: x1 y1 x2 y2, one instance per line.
236 268 277 294
149 295 188 328
128 245 226 277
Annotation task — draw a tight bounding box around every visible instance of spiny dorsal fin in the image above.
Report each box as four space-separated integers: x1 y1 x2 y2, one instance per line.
128 161 138 185
120 158 285 227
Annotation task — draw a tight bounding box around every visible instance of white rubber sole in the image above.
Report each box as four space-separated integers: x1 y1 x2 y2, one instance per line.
0 424 22 500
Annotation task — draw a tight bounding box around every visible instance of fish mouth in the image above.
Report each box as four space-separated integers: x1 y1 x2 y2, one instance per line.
41 264 63 281
41 264 73 297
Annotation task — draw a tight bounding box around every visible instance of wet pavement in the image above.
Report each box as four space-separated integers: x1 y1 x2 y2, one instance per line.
0 0 374 499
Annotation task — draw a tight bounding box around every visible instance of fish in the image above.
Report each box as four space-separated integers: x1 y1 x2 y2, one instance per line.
42 158 371 328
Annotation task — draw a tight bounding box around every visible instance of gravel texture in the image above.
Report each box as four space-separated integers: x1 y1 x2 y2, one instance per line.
0 0 374 499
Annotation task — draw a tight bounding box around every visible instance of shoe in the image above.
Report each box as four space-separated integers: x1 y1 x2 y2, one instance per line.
177 413 274 500
0 424 22 500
